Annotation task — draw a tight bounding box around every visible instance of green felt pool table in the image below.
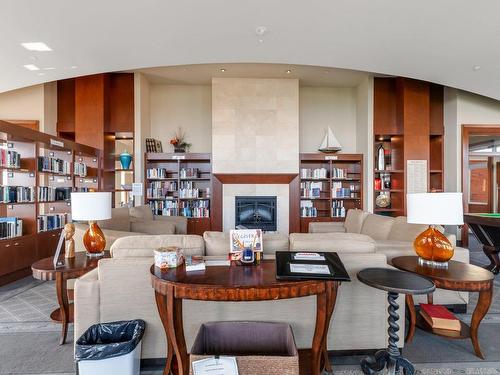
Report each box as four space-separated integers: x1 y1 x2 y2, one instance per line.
464 213 500 274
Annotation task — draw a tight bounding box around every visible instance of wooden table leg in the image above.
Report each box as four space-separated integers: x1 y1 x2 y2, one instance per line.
165 285 189 375
155 291 174 375
55 272 69 345
321 281 338 374
405 294 416 343
312 286 328 375
470 287 493 359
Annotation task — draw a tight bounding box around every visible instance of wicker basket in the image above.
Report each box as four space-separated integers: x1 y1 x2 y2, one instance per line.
189 321 299 375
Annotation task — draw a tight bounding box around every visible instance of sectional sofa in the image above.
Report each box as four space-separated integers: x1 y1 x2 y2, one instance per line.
73 212 469 359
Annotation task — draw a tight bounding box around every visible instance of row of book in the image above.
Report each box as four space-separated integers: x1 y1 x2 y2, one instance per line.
0 149 21 169
301 181 323 198
0 217 23 239
147 181 178 199
73 162 87 177
332 168 350 179
180 168 200 179
300 168 327 179
38 186 72 202
332 182 353 198
145 138 163 153
332 201 346 218
180 200 210 218
38 157 71 175
0 186 35 203
147 168 174 179
37 213 68 232
300 200 318 217
149 201 178 216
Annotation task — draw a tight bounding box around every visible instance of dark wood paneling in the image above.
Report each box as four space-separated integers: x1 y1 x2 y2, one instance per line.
289 175 300 233
4 120 39 131
211 177 223 231
75 74 109 150
37 229 63 259
187 218 211 236
109 73 134 132
429 84 444 136
213 173 297 184
374 77 399 135
57 79 75 133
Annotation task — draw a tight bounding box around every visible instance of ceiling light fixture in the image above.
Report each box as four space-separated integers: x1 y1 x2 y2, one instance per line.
286 69 292 74
473 65 481 71
43 67 55 70
23 64 40 71
220 68 226 72
255 26 267 43
21 42 52 52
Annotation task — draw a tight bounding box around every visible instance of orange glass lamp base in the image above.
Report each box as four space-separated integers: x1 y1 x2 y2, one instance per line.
414 225 454 268
83 221 106 257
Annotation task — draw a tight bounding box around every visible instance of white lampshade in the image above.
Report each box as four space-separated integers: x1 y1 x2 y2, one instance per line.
407 193 464 225
71 192 112 221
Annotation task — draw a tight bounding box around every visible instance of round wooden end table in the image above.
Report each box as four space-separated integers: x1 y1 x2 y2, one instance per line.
31 251 110 345
151 259 342 375
392 256 494 359
357 268 435 375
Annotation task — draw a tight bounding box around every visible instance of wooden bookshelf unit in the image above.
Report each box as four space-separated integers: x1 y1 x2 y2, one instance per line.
299 153 363 232
0 120 101 285
144 153 211 235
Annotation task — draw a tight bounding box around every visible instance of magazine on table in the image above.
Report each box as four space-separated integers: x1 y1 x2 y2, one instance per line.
229 229 263 262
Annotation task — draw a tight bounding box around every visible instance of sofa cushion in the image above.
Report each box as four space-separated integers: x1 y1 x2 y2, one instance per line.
344 209 369 234
308 222 345 233
131 221 176 235
387 216 429 242
110 235 205 258
289 233 376 253
129 205 154 223
97 206 130 232
360 214 395 240
203 231 286 256
154 216 188 234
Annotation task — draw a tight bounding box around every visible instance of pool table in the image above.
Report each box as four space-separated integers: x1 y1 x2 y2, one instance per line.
464 213 500 274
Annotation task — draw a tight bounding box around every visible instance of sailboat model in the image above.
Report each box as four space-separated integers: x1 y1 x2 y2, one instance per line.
318 126 342 153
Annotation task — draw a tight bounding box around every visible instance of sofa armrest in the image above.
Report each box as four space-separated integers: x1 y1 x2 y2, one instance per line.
74 268 100 346
154 215 188 234
308 222 346 233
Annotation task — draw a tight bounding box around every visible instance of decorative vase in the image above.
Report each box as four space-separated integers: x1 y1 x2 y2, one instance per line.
174 147 186 153
119 151 132 170
83 221 106 257
414 225 454 267
377 145 385 170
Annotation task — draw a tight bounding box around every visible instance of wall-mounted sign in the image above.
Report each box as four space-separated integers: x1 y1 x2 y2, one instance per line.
172 155 185 160
407 160 428 194
324 155 338 160
132 183 143 196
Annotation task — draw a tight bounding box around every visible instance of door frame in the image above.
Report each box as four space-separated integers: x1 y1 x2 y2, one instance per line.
461 125 500 245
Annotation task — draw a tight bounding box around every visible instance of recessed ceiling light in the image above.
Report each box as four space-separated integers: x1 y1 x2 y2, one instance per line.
37 72 45 76
473 65 481 71
43 67 55 70
220 68 226 72
23 64 40 71
70 65 78 69
286 69 292 74
21 42 52 52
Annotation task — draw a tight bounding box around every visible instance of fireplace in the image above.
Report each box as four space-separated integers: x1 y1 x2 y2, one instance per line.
235 196 277 232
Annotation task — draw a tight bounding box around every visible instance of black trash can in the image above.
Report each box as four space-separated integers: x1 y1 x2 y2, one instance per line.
189 321 299 375
75 320 145 375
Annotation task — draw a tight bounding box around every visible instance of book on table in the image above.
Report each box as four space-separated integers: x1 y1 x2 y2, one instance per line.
419 303 461 331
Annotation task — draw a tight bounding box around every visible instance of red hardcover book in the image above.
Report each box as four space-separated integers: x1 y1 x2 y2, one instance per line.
419 304 461 331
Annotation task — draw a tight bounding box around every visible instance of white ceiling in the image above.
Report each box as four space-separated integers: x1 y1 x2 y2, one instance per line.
2 0 500 99
138 64 369 87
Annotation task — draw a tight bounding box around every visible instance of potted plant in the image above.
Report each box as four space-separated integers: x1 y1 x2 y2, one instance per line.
170 128 191 153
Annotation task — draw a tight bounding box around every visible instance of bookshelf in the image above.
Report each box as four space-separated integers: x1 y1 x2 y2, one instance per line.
299 153 363 232
144 153 211 235
0 120 101 285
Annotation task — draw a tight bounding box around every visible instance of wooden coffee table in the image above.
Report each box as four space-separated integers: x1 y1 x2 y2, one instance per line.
392 256 494 359
31 251 110 345
151 259 344 375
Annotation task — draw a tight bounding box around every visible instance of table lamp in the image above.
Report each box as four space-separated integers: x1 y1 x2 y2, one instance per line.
407 192 463 268
71 192 112 257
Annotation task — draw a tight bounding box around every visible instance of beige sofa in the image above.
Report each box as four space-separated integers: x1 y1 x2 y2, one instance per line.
308 209 469 306
75 234 404 359
73 205 187 251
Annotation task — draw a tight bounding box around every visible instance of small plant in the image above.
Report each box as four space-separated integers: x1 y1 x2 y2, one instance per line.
169 128 191 151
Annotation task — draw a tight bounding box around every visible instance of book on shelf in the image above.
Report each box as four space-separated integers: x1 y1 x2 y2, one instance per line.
332 167 349 179
147 181 178 199
419 304 461 331
301 181 323 198
0 186 35 203
147 168 173 179
300 168 327 179
37 156 71 175
332 201 346 218
37 213 68 232
149 200 178 216
180 168 200 179
145 138 163 153
37 187 72 202
180 199 209 218
300 200 317 217
0 217 23 239
73 162 87 177
0 149 21 169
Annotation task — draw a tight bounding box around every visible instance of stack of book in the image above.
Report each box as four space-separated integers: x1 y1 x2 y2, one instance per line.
300 168 327 179
73 162 87 177
419 304 461 331
38 156 71 175
0 217 23 239
37 213 68 232
180 200 209 217
300 200 317 217
0 149 21 169
0 186 35 203
145 138 163 153
301 181 322 198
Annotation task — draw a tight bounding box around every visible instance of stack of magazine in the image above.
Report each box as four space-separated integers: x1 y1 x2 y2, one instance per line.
0 217 23 239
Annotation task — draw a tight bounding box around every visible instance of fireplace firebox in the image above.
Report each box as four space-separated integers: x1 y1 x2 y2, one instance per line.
235 196 277 232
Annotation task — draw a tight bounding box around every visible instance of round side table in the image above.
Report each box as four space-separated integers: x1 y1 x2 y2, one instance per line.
357 268 435 375
31 251 110 345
